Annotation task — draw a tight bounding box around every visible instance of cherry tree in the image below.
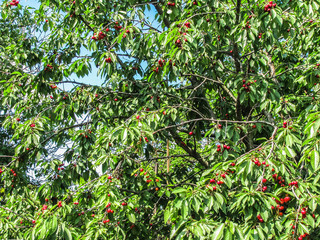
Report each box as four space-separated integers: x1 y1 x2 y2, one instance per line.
0 0 320 239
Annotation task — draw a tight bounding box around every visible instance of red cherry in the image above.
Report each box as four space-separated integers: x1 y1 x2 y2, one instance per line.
284 196 291 202
189 131 193 136
184 22 191 28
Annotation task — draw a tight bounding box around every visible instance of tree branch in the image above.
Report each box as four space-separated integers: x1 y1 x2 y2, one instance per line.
153 2 171 28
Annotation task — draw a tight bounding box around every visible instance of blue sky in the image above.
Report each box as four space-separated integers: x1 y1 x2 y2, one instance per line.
20 0 159 91
21 0 40 8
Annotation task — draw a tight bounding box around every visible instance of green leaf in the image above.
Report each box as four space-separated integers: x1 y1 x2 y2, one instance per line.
164 209 171 224
310 198 317 212
170 220 187 239
274 15 283 26
219 19 226 27
64 227 72 240
257 227 266 239
50 215 58 235
181 200 188 219
212 223 225 240
128 213 136 223
298 224 309 234
193 197 201 213
259 58 266 66
39 221 47 239
224 175 232 188
172 188 187 194
311 150 320 171
285 146 296 158
122 128 128 142
248 31 255 41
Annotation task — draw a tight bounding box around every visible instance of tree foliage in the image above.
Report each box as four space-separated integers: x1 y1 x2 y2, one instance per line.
1 0 320 239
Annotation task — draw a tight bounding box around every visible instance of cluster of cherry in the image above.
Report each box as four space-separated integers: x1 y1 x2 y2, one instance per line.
9 0 19 6
264 1 277 12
